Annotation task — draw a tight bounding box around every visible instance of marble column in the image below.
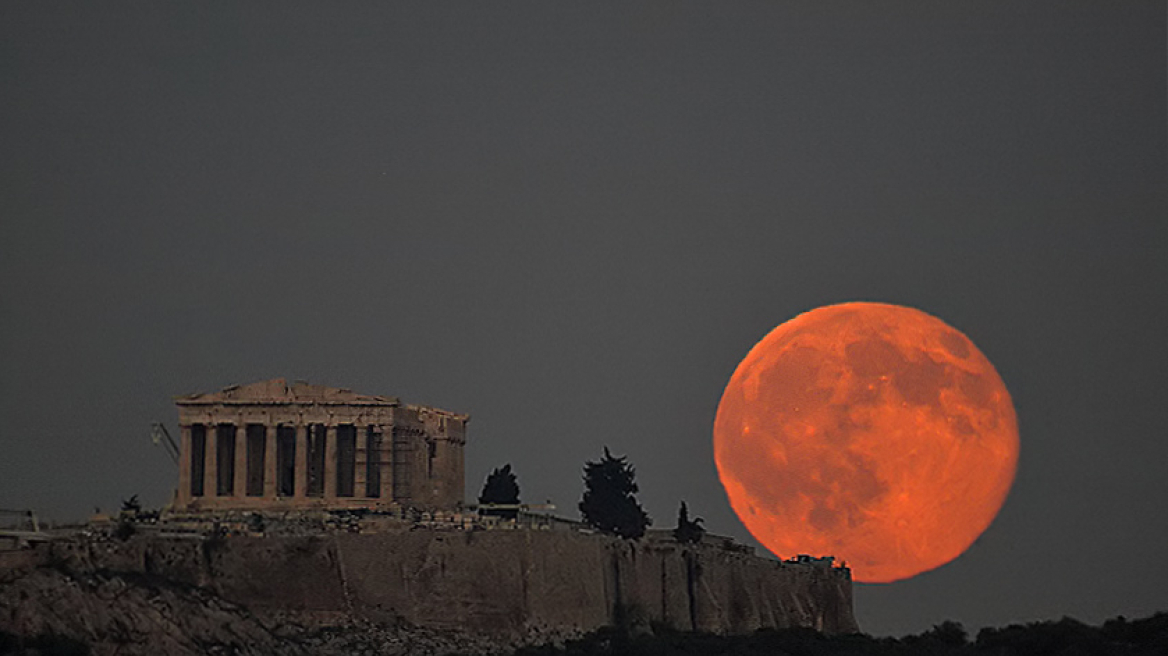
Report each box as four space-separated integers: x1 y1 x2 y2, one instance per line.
263 424 277 499
177 424 192 507
354 424 367 498
233 421 248 499
379 424 395 502
324 425 338 500
294 424 308 500
206 423 219 498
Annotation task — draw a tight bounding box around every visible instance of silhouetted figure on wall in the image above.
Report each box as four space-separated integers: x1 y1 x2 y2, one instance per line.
673 501 705 544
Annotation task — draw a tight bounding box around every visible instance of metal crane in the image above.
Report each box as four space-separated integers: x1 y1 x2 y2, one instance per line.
151 422 180 465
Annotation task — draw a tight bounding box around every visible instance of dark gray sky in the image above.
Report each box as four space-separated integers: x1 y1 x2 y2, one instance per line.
2 0 1164 638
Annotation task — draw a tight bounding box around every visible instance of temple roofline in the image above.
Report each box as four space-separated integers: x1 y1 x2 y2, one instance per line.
173 378 467 419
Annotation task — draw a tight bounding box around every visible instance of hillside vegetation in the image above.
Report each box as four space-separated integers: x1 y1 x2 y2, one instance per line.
508 614 1168 656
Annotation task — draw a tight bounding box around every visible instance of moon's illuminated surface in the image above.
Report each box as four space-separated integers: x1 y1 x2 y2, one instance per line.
713 302 1018 583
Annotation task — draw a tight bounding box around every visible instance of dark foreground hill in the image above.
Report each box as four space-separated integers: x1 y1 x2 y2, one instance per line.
508 613 1168 656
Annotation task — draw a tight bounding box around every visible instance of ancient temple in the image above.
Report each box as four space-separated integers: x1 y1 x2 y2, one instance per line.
171 379 467 512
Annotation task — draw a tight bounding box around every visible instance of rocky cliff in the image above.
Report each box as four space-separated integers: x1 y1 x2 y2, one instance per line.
0 564 500 656
2 529 856 653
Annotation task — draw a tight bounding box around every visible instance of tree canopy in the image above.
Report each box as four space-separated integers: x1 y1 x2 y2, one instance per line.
478 463 520 519
579 447 650 539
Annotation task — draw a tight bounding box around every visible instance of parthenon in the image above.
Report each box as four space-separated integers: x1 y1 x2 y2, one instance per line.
172 379 467 512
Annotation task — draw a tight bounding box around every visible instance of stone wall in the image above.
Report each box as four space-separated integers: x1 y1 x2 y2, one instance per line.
38 530 857 642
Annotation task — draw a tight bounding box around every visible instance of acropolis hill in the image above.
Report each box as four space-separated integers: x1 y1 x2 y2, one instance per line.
0 380 857 654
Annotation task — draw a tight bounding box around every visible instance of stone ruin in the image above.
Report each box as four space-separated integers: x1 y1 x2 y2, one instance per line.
172 379 467 513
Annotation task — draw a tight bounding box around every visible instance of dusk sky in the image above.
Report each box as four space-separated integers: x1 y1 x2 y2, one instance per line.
1 1 1164 637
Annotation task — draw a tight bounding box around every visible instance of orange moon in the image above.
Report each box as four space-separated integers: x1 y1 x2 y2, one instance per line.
713 302 1018 583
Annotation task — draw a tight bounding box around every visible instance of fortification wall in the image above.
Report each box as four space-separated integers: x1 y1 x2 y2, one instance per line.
37 530 857 641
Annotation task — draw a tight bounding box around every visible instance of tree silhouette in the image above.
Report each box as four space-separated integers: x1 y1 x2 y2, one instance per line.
673 501 705 544
579 447 650 539
478 463 520 520
120 494 141 514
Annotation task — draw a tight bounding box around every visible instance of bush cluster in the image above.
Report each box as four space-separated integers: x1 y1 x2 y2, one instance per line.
505 613 1168 656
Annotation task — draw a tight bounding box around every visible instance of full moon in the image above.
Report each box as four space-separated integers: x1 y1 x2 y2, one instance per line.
713 302 1018 583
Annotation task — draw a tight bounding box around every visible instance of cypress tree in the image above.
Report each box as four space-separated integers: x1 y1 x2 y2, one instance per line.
579 447 650 539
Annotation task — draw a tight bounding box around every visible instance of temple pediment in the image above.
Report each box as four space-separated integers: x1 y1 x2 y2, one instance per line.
175 378 399 406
